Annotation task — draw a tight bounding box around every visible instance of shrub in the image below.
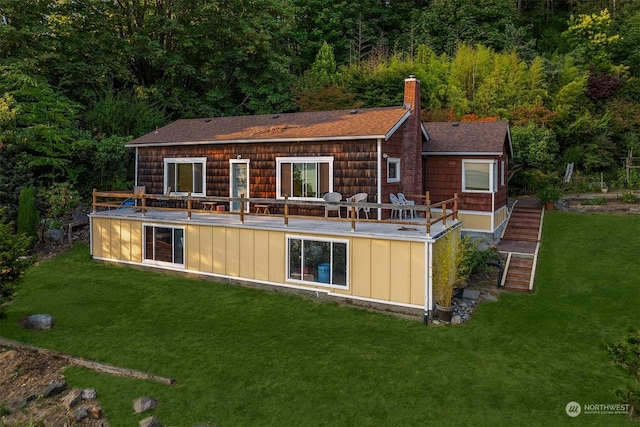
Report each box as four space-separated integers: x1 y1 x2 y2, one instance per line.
0 209 36 309
582 196 608 205
17 186 39 243
620 191 639 204
607 328 640 419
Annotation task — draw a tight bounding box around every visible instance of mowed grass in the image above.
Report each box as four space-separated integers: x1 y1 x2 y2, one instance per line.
0 212 638 426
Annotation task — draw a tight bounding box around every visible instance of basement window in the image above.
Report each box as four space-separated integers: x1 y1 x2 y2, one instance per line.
287 236 348 288
144 225 185 266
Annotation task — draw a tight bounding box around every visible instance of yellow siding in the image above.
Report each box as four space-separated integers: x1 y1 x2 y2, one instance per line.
494 206 508 227
239 229 255 278
92 216 434 309
351 238 372 298
458 212 492 231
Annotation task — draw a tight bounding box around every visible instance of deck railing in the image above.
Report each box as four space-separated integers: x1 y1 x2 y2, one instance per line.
92 189 458 236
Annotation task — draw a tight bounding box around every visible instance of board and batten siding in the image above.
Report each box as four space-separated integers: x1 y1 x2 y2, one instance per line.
91 216 426 309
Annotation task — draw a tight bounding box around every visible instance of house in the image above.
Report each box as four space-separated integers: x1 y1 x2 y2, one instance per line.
423 121 513 240
89 76 510 321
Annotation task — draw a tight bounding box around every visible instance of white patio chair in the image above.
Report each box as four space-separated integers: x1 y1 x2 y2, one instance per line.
348 192 369 219
398 192 415 218
323 192 342 217
389 193 404 219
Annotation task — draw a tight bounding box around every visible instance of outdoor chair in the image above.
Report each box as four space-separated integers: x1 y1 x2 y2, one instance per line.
348 192 369 219
323 192 342 217
398 192 415 218
389 193 404 219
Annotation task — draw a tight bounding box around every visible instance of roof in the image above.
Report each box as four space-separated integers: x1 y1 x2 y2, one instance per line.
422 121 513 156
128 107 416 147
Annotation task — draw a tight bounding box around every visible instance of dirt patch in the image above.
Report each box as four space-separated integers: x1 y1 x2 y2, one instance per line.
0 346 108 426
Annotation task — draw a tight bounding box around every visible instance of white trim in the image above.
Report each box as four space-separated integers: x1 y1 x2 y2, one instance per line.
377 139 383 220
425 241 432 317
276 156 334 200
164 157 207 196
423 151 503 156
229 159 250 212
286 235 349 290
386 157 401 183
134 147 139 186
384 110 412 140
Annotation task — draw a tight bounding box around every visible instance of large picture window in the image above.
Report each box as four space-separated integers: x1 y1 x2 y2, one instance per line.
276 157 333 199
144 225 184 266
287 236 348 288
164 157 206 196
462 160 498 193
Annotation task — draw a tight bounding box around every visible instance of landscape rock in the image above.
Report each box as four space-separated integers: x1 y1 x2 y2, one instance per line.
134 396 159 413
82 388 97 400
86 405 103 419
75 407 89 421
451 315 463 325
139 415 162 427
43 378 67 397
61 388 83 409
25 314 54 330
462 289 481 300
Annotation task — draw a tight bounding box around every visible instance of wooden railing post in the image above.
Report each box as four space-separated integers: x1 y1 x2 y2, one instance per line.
425 191 431 235
141 192 146 216
453 192 458 221
284 195 289 227
442 201 447 227
92 188 97 213
187 192 192 220
240 199 245 224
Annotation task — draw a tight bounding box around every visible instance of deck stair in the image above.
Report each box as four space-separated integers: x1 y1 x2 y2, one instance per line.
497 199 543 292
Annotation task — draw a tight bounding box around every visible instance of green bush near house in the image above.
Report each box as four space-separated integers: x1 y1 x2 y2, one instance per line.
0 212 638 426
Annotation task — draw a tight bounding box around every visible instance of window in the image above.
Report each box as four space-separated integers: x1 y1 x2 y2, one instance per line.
144 225 184 266
462 160 498 193
276 157 333 199
164 157 206 196
501 160 505 187
387 157 401 183
287 236 348 288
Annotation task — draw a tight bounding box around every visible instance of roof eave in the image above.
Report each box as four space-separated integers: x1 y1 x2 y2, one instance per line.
127 134 389 148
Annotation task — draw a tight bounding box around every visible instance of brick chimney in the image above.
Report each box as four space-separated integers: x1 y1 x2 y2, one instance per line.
402 75 423 196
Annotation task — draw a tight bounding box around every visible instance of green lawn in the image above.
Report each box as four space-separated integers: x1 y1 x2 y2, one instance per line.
1 212 639 426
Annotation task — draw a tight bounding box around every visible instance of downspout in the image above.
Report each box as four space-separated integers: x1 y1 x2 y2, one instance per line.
424 241 433 324
377 138 383 220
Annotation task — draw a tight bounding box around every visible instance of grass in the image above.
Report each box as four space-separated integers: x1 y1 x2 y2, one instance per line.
1 212 639 426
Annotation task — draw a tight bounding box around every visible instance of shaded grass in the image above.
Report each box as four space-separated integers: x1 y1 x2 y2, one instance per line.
0 212 638 426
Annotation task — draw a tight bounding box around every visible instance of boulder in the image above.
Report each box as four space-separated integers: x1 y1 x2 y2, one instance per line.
75 407 89 421
43 378 67 397
134 396 159 414
139 416 162 427
82 388 97 400
61 388 83 409
26 314 54 330
451 315 463 325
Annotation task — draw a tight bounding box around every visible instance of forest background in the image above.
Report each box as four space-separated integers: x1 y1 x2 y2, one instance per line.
1 0 639 233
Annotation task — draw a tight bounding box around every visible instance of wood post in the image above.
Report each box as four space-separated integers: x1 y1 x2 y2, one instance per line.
284 196 289 227
187 192 192 220
92 188 97 213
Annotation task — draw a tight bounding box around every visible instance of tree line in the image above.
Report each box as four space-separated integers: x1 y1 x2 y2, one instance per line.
1 0 639 233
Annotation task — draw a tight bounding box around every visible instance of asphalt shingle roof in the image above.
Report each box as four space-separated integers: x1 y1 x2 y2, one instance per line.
128 107 412 147
423 121 512 155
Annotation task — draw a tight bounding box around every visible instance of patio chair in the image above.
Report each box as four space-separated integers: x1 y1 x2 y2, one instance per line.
389 193 404 219
398 192 415 218
348 192 369 219
323 192 342 217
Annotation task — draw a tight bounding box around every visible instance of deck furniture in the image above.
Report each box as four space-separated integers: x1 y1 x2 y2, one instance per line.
398 193 415 218
323 192 342 217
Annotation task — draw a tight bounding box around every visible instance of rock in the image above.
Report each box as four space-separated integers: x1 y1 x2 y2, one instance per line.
43 378 67 397
139 416 162 427
451 315 463 325
75 407 89 421
462 289 481 300
86 405 102 419
134 396 159 414
61 388 83 409
26 314 54 330
82 388 97 400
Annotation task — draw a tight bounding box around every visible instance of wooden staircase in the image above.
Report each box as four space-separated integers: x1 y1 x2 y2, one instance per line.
498 200 543 292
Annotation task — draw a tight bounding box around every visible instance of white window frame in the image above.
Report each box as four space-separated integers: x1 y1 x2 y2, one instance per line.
164 157 206 196
276 156 334 200
286 235 349 289
462 159 498 193
387 157 401 183
143 224 185 267
501 160 505 187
